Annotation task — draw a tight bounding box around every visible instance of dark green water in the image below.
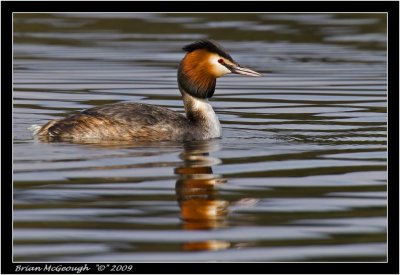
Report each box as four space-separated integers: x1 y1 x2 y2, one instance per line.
13 13 387 262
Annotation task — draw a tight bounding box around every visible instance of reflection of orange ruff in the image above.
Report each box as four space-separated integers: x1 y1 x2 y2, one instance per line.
174 166 213 175
181 199 229 230
183 240 230 251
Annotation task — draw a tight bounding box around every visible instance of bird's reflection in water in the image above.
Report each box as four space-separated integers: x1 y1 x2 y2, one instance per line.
174 139 230 251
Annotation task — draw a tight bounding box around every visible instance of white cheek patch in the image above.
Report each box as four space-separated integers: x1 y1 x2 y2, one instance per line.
209 55 231 76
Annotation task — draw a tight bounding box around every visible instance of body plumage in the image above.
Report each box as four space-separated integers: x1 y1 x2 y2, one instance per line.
31 40 260 142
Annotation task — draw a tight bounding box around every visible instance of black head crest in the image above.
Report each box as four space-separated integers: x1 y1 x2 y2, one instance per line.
182 40 234 63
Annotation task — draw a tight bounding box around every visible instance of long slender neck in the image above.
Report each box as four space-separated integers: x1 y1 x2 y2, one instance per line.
180 89 221 139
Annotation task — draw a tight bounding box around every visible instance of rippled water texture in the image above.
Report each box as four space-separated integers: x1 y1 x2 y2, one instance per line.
13 13 387 262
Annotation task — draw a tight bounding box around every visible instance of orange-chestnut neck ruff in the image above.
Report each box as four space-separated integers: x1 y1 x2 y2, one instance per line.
178 50 217 99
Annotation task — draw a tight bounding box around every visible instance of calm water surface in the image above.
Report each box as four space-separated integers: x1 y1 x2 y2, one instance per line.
13 13 387 262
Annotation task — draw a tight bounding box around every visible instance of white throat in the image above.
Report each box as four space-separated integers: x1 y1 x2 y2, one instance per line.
183 93 221 139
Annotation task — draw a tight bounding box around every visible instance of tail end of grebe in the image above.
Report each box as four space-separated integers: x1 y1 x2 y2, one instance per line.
28 124 42 136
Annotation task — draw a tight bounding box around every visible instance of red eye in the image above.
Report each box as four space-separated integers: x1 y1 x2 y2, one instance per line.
218 58 224 64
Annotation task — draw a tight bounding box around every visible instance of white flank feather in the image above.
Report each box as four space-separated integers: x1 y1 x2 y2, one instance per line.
28 124 42 136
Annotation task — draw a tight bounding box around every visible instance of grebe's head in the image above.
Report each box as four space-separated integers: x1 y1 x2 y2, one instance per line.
178 40 261 99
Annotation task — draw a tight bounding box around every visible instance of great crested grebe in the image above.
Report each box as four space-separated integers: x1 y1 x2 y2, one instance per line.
30 40 261 142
